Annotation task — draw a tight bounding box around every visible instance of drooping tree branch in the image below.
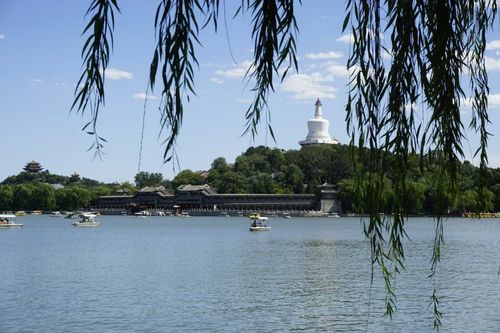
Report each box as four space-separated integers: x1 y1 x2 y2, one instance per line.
73 0 120 159
239 0 300 141
345 0 497 328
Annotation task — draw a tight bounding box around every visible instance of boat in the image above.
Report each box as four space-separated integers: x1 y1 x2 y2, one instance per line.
64 212 77 219
71 213 100 227
134 210 150 218
282 213 291 219
249 213 271 231
50 211 63 217
0 214 24 228
327 213 340 218
175 212 191 218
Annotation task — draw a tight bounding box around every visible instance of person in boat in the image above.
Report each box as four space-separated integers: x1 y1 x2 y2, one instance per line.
251 221 257 227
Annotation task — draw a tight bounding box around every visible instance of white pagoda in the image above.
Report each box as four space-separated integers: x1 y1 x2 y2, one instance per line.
299 99 339 147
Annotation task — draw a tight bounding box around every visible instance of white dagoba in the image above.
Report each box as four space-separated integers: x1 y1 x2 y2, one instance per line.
299 99 339 147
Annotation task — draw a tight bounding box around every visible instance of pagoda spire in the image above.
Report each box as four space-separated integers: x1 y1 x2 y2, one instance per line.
314 98 323 119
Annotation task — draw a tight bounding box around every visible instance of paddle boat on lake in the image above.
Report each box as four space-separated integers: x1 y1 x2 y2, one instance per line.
71 213 100 227
249 213 271 231
0 214 23 228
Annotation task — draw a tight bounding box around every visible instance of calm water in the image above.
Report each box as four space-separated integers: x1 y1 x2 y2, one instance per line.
0 215 499 332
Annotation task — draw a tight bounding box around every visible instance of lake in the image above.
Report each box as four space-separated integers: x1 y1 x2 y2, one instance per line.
0 215 499 332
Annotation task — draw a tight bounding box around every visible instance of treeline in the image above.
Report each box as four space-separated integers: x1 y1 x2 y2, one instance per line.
3 144 500 213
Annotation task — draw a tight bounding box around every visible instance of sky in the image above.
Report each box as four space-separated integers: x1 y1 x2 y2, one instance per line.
2 1 500 184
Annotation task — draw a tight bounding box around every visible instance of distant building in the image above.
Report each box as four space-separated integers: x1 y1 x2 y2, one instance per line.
97 183 340 214
23 160 43 173
51 183 65 190
69 172 81 182
299 99 339 147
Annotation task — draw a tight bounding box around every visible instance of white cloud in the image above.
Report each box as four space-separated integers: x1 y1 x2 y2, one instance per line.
324 62 350 78
210 77 224 84
336 31 384 44
489 94 500 107
215 60 253 79
485 56 500 71
133 92 158 100
281 73 337 100
336 34 353 44
486 39 500 51
305 51 343 60
462 93 500 108
104 68 133 80
0 34 4 39
32 78 43 83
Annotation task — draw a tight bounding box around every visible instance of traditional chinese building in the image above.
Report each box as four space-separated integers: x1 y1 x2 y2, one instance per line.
97 183 340 215
69 172 81 182
23 160 43 173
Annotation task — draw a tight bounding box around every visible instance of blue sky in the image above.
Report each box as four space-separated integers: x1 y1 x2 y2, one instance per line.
2 1 500 183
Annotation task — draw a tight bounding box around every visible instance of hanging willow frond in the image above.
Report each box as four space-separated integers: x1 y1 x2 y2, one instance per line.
73 0 120 159
345 0 497 325
149 0 209 162
239 0 300 141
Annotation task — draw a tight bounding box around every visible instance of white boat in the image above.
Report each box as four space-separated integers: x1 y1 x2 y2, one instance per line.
282 213 291 219
327 213 340 218
0 214 23 228
50 211 63 217
175 212 191 218
249 213 271 231
71 213 100 227
64 212 77 219
134 210 150 218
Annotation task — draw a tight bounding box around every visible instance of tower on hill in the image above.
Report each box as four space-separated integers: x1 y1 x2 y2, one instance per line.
23 160 43 174
299 99 339 147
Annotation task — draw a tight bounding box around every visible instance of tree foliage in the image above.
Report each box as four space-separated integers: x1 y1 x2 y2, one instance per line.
344 0 497 324
134 171 165 189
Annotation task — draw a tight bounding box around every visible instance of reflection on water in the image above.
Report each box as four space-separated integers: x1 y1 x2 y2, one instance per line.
0 216 499 332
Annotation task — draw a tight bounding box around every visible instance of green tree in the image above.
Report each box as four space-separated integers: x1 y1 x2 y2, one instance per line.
210 157 230 174
234 155 271 176
56 187 91 210
13 184 35 210
492 184 500 211
31 183 56 210
407 181 426 214
247 173 275 194
338 179 356 214
120 181 137 194
172 170 204 189
134 171 164 189
0 185 14 211
90 185 114 206
275 164 304 194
